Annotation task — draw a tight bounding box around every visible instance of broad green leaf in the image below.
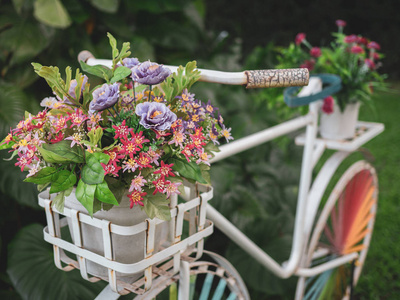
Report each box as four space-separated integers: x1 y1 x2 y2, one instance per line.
79 60 113 82
75 180 96 216
52 186 73 212
81 152 109 185
39 141 84 164
7 224 107 300
105 176 125 204
169 158 207 184
199 163 211 185
90 0 119 13
33 0 71 28
49 170 77 193
24 167 57 185
0 19 50 64
143 189 171 221
110 66 132 83
95 180 118 205
0 139 15 150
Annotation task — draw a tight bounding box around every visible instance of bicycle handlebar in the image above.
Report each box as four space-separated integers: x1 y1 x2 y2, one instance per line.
78 50 309 89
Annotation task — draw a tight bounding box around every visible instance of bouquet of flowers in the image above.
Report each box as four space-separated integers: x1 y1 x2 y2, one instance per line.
0 33 232 221
277 20 386 113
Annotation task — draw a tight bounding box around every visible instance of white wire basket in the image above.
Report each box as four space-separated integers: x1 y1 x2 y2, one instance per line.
38 182 214 295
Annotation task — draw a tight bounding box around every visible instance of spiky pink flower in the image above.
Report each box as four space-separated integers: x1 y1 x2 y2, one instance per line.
129 173 147 192
154 161 175 178
128 190 146 207
364 58 376 70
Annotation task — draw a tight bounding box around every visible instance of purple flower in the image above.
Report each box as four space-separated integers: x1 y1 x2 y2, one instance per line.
69 75 88 98
135 102 177 131
131 61 171 85
89 83 120 112
122 57 140 69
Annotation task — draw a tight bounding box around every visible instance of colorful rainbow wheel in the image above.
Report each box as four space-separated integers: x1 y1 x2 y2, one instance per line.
300 161 378 300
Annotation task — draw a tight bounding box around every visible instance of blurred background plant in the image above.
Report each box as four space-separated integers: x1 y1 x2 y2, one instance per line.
0 0 398 299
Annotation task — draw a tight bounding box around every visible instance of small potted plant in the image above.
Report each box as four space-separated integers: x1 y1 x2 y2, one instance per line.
0 33 232 278
278 20 386 139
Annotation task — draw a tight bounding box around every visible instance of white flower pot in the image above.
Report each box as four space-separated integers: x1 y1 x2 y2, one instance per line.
319 101 360 140
64 190 169 283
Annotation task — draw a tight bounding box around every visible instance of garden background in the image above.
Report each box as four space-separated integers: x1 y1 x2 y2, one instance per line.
0 0 399 299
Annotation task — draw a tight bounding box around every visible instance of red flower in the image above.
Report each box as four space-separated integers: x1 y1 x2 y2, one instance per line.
295 33 306 45
350 45 364 54
357 37 369 46
322 96 334 114
112 120 133 140
128 190 146 207
367 41 381 50
136 152 152 169
335 19 347 27
154 161 175 177
364 58 376 70
50 131 64 144
152 177 166 195
344 34 358 43
300 59 315 71
310 47 322 58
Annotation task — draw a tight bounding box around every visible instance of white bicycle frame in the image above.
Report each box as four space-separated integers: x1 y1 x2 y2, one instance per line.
85 58 384 296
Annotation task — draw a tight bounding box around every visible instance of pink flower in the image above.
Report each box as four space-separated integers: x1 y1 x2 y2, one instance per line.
351 45 364 54
335 19 347 28
372 52 380 60
368 41 381 50
344 34 358 43
295 33 306 45
322 96 334 114
129 173 147 192
300 59 315 71
128 190 146 207
364 58 376 70
154 161 175 177
310 47 322 58
357 37 368 46
164 181 182 198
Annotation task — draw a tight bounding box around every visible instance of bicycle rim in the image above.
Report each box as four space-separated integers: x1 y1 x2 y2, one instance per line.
301 160 378 300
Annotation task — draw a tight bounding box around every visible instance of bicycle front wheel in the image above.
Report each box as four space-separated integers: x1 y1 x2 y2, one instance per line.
299 160 378 300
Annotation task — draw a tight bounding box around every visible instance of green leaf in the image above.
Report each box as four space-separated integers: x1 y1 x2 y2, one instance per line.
33 0 72 28
110 66 132 83
107 32 119 59
7 224 107 300
0 19 51 64
39 141 84 163
199 163 211 185
90 0 119 13
49 170 77 194
81 152 109 185
75 180 96 216
79 60 113 82
169 158 207 184
52 186 73 212
143 190 171 221
95 180 119 205
105 176 125 204
87 127 103 147
24 167 57 185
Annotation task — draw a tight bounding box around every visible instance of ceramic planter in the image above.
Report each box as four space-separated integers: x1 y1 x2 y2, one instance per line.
319 101 360 140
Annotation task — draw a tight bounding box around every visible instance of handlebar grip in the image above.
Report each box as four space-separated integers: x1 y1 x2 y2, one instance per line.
78 50 94 63
245 68 309 89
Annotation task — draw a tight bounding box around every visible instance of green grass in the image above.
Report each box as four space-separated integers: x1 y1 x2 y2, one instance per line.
353 83 400 299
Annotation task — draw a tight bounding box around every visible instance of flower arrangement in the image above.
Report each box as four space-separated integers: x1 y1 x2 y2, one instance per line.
277 20 386 113
0 33 232 221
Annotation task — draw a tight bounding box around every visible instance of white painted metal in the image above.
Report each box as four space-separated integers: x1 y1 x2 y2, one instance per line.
86 58 248 85
178 260 190 300
296 252 359 277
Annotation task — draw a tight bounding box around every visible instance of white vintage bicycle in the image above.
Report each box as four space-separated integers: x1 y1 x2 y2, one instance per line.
38 52 384 299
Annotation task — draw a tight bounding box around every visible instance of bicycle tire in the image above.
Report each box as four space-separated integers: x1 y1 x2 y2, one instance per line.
297 160 378 300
